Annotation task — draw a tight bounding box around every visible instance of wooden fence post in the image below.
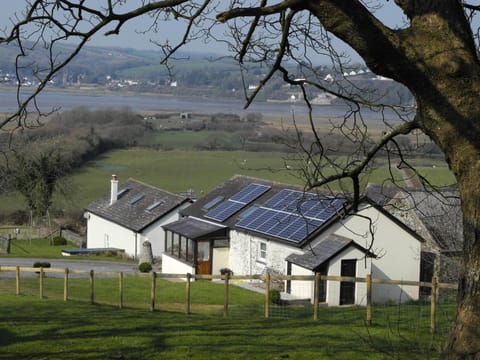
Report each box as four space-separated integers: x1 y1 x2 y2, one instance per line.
430 276 437 335
366 274 372 326
223 272 230 318
64 268 69 301
39 267 44 299
89 270 94 304
150 271 156 312
119 272 124 309
15 266 20 295
265 273 270 319
313 273 320 320
186 273 191 315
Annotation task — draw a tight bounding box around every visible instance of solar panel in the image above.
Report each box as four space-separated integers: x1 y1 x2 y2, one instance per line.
205 183 271 222
236 189 346 243
205 200 245 221
230 183 271 203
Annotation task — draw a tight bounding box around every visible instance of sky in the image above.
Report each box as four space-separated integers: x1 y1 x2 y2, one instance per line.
0 1 407 61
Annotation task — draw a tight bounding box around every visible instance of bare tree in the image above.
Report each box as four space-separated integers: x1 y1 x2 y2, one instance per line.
1 1 480 358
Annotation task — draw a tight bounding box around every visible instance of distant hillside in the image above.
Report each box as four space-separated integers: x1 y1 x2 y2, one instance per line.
0 42 413 105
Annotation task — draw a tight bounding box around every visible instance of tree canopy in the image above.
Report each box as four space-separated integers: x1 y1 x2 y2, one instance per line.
2 1 480 358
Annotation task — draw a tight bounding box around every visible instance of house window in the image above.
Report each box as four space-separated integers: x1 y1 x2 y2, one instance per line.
172 233 180 257
180 236 187 259
165 231 173 253
165 230 195 265
187 238 195 262
258 242 267 263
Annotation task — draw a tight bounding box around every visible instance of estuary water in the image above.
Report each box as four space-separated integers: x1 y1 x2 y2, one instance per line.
0 88 407 120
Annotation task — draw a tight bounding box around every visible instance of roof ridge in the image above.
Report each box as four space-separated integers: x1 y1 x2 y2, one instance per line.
124 178 188 199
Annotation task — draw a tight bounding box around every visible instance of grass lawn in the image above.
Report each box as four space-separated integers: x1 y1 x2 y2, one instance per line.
0 288 454 360
0 236 457 360
2 238 133 262
5 238 78 258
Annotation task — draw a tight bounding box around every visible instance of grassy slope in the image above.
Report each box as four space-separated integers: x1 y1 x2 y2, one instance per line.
0 289 453 360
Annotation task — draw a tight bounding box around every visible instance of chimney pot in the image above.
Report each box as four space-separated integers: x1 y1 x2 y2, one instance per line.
110 174 118 205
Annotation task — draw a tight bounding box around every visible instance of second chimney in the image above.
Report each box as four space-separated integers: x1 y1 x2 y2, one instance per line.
110 174 118 205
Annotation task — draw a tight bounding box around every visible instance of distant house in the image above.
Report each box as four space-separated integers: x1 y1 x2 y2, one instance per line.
85 175 192 259
366 184 463 286
162 175 425 306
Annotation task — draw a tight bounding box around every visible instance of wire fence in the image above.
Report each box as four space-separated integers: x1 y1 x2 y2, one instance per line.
0 265 457 337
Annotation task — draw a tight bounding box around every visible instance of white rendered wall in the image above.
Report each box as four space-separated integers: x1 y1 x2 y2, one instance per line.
212 247 230 276
162 253 195 276
324 204 421 303
289 264 313 299
86 213 138 257
142 206 187 257
324 247 371 306
288 246 371 306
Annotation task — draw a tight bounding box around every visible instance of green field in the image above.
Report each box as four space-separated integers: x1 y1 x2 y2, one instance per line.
0 148 455 215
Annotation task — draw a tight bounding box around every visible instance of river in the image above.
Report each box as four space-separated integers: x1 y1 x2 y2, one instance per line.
0 88 409 120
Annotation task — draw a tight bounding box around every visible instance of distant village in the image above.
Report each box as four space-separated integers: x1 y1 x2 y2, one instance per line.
0 66 402 106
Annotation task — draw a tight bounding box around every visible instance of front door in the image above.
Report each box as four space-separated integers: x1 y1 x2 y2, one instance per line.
196 240 212 275
340 259 356 305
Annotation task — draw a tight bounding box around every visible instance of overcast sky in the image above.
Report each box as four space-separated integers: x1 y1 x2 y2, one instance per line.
0 1 408 62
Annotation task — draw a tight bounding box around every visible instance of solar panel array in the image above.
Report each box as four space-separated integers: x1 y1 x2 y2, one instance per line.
237 189 346 243
205 183 271 221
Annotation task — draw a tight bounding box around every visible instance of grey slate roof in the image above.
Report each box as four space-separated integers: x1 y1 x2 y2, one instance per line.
85 179 192 232
285 234 371 271
163 217 228 240
398 189 462 252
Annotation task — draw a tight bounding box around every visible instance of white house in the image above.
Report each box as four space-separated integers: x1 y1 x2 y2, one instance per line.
85 175 192 259
162 175 425 305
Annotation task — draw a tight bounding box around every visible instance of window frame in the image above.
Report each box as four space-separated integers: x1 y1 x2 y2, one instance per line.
258 241 267 263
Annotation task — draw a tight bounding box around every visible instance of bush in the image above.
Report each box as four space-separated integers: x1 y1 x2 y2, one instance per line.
220 268 234 277
269 289 281 305
52 236 67 246
33 262 51 274
33 261 51 268
138 262 152 273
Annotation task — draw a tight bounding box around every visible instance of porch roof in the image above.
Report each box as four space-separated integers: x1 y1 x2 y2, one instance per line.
163 217 228 240
286 234 372 271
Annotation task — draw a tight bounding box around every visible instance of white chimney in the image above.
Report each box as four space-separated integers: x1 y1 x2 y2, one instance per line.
110 174 118 205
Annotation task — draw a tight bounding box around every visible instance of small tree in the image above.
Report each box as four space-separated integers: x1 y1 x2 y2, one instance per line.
12 149 68 219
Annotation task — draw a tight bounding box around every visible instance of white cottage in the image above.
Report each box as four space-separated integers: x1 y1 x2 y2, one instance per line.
85 175 192 258
162 175 425 305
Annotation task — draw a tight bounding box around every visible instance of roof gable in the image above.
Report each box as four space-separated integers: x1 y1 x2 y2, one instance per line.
86 179 191 232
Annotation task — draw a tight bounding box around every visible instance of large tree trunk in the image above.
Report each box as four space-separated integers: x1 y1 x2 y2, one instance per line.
443 181 480 358
405 46 480 360
308 1 480 357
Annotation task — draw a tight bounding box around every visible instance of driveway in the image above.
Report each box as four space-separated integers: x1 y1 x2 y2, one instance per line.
0 258 138 277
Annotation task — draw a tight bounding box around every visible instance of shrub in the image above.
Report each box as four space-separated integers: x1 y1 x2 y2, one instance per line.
33 262 51 268
220 268 234 277
33 262 51 274
269 289 281 305
138 262 152 273
52 236 67 246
